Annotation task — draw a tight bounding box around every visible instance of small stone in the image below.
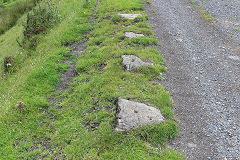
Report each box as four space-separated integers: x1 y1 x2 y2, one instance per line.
229 55 240 61
121 55 153 71
176 38 183 42
220 118 225 123
117 13 142 20
187 142 197 148
115 99 164 131
125 32 144 39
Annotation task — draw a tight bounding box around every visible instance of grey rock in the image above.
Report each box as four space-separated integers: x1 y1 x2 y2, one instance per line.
125 32 145 39
229 55 240 61
117 13 142 20
121 55 153 71
115 99 164 132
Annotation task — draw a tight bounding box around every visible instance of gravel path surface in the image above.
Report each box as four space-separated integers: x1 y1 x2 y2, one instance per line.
145 0 240 159
194 0 240 41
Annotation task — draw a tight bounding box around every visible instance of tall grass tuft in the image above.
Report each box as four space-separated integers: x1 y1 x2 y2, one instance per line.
23 0 59 40
0 0 40 34
21 0 59 50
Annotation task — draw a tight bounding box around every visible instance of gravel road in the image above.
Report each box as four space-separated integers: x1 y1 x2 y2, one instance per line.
145 0 240 159
194 0 240 41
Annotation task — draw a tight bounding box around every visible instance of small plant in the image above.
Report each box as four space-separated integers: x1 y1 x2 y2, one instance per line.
16 101 25 112
3 56 14 73
144 0 151 4
0 0 40 35
23 0 59 40
136 22 150 28
20 0 59 51
83 0 91 8
190 0 197 5
111 15 121 24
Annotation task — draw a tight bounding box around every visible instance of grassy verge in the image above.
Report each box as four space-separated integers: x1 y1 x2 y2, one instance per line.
0 0 94 158
0 0 40 34
0 0 184 159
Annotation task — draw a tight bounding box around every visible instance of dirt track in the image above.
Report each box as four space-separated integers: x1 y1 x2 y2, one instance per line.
145 0 240 159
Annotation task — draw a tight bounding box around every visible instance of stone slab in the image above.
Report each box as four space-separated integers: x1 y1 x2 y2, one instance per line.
115 99 164 131
125 32 145 39
117 13 143 20
121 55 153 71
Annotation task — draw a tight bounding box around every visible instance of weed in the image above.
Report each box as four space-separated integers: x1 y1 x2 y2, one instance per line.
23 0 59 40
190 0 197 5
136 22 150 28
3 56 14 73
145 0 152 4
0 0 40 34
134 15 147 22
201 13 214 21
229 17 237 22
136 65 166 80
83 0 91 8
111 15 121 24
192 3 215 22
16 101 25 112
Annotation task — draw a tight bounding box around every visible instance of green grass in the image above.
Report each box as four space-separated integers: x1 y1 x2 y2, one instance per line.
191 1 215 22
0 0 184 159
229 17 237 22
0 0 40 35
0 25 23 67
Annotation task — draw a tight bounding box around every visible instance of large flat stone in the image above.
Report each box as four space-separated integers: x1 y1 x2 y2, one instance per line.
117 13 143 20
125 32 145 39
121 55 153 71
115 99 164 132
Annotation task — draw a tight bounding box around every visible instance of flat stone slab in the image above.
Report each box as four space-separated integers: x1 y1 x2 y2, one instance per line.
115 99 164 132
125 32 145 39
117 13 143 20
121 55 153 71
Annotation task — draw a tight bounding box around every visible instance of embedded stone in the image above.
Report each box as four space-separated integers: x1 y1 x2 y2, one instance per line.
117 13 143 20
229 55 240 61
121 55 153 71
125 32 144 39
115 99 164 132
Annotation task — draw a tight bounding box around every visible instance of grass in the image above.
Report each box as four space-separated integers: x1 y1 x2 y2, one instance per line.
0 0 184 159
0 0 40 35
190 0 215 23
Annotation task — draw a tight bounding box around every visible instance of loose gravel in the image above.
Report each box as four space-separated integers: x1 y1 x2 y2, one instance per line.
194 0 240 41
145 0 240 159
